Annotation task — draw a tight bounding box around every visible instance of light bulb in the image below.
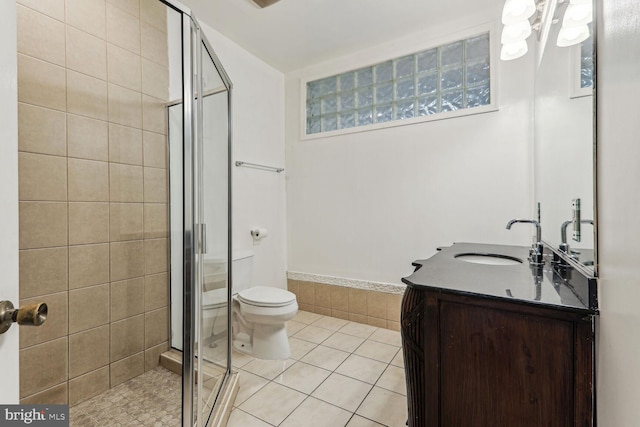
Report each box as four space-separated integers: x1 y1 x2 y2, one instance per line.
557 25 590 47
502 0 536 25
562 4 593 27
500 40 529 60
501 21 533 44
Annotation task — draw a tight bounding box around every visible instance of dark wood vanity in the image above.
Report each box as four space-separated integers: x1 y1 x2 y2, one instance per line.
401 243 597 427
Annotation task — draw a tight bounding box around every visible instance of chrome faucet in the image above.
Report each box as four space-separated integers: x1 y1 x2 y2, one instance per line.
560 219 594 254
506 219 544 265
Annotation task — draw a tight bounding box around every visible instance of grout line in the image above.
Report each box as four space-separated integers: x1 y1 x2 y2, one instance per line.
233 320 405 426
64 19 71 401
105 2 112 385
233 408 277 426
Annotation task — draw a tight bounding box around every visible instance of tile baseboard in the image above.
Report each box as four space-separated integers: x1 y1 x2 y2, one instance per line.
287 275 405 331
286 271 405 295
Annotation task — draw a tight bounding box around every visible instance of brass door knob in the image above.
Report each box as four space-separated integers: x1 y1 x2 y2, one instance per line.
0 300 48 334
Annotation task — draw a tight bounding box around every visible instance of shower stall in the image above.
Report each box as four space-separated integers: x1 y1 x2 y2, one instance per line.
14 0 233 425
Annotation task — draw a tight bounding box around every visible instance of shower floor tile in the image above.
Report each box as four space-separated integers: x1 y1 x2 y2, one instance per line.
70 366 182 427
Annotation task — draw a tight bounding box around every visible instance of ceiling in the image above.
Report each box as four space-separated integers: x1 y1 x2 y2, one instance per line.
179 0 499 73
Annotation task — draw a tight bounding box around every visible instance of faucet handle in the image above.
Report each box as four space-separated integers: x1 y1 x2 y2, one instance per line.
529 242 545 266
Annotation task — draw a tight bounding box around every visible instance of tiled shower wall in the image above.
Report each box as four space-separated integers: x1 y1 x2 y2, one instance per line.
16 0 171 406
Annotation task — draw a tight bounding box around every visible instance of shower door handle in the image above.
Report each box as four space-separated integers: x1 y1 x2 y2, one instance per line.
0 300 48 334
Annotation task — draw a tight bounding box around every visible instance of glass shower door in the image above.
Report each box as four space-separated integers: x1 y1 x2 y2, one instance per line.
174 11 232 427
193 36 232 424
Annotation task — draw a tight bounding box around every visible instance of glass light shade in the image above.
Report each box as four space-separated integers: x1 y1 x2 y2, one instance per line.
500 40 529 60
502 0 536 25
501 21 533 44
562 4 593 27
557 25 590 47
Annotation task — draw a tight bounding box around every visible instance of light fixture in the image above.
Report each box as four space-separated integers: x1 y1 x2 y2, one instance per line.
555 0 592 47
500 40 529 60
502 0 537 25
499 0 592 56
562 4 593 27
500 0 540 60
557 25 590 47
252 0 280 7
501 21 533 44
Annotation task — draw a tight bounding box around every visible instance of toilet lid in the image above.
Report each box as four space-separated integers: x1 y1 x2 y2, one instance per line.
237 286 296 307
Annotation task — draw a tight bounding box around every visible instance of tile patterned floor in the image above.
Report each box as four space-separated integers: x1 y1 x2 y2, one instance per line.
68 311 408 427
69 366 182 427
228 311 408 427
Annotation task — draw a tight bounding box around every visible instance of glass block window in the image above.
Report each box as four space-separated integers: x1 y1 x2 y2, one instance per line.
305 33 491 135
580 28 594 89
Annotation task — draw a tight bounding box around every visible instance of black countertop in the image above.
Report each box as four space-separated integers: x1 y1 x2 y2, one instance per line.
402 242 598 314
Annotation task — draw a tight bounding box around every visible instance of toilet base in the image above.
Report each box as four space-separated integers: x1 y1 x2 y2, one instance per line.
232 335 253 355
232 323 291 360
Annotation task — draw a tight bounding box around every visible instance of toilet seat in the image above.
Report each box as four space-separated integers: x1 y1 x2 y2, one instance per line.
237 286 296 308
203 286 296 309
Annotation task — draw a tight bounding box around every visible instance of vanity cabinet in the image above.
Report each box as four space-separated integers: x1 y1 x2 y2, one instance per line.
401 285 595 427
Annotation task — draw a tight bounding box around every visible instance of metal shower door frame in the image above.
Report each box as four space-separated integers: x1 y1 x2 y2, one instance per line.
161 1 233 425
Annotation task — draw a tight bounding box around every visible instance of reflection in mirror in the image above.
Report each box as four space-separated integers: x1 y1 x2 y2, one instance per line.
534 0 596 274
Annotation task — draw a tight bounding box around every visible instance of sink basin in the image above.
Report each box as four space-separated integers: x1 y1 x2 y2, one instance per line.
454 253 523 266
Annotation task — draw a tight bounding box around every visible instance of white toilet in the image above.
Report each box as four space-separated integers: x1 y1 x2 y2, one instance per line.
202 251 298 360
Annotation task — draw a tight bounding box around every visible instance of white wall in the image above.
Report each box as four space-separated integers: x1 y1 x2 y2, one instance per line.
284 11 535 285
200 23 288 289
596 0 640 424
0 0 19 404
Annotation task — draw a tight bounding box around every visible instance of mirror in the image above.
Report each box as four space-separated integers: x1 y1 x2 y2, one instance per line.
534 0 596 275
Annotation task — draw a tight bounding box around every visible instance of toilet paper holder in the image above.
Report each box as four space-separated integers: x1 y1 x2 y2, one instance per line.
250 228 268 241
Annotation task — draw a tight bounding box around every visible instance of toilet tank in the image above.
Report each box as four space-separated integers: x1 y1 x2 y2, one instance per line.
232 250 253 293
203 255 226 292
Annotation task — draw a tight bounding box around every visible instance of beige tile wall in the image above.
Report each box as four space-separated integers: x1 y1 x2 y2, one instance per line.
287 280 404 331
16 0 171 406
